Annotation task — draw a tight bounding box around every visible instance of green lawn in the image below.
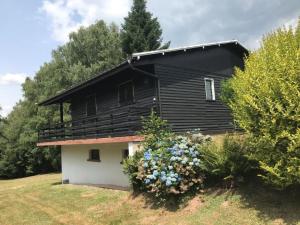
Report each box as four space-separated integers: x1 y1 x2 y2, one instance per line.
0 174 299 225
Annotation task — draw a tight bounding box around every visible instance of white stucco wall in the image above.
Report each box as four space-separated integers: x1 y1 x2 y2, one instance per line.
61 142 134 187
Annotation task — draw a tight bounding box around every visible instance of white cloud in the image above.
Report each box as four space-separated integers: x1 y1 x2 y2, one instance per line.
0 73 27 85
40 0 130 43
40 0 300 49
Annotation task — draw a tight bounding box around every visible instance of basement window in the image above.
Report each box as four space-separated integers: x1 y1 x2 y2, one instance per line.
118 81 134 105
204 78 215 101
88 149 100 162
120 149 129 164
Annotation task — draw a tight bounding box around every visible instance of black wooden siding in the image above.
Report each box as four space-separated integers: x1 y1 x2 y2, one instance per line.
156 64 234 133
70 69 157 121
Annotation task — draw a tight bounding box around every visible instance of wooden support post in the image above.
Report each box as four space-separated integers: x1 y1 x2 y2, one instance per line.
60 102 64 124
60 102 64 138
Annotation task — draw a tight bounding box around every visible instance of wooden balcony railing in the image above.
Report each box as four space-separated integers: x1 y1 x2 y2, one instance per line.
38 104 156 142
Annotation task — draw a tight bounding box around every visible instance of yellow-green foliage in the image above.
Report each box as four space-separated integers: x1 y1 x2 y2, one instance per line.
226 20 300 188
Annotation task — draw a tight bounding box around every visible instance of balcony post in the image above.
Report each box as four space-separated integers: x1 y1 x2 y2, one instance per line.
60 102 64 124
60 102 64 138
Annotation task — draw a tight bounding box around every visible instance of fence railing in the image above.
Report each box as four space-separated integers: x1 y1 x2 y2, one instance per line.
38 104 155 142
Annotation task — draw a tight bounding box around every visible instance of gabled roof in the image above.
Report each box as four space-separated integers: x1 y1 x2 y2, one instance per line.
39 40 248 106
132 40 248 59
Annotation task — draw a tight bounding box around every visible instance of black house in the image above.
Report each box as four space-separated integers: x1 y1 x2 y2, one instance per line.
38 40 248 145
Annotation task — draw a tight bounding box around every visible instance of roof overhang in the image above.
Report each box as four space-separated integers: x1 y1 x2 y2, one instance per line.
38 60 157 106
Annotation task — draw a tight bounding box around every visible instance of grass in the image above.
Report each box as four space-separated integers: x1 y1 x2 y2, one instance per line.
0 174 300 225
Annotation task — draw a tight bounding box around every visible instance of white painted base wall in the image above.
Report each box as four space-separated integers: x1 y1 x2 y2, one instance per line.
61 142 140 187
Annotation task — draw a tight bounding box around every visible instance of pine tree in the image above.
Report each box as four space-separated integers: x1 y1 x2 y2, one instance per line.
121 0 170 55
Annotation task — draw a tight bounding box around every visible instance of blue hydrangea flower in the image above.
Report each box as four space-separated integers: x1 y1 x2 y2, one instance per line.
160 176 167 181
144 152 151 160
143 162 148 168
145 179 150 184
161 171 166 176
193 158 198 163
171 177 177 182
166 180 172 186
153 170 159 177
181 160 187 165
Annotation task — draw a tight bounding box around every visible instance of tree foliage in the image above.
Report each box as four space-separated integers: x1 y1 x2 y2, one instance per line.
121 0 170 55
223 20 300 188
0 21 124 178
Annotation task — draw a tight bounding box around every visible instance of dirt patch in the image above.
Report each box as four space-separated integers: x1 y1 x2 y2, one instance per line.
181 196 204 213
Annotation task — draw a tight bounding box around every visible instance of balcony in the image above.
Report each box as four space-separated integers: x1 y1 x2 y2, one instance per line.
38 104 155 142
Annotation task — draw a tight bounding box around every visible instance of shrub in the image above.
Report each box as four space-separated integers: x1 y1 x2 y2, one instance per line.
136 135 206 198
123 112 210 200
222 20 300 188
200 134 258 186
123 150 144 192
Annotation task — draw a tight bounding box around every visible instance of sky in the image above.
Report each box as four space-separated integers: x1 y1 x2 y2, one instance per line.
0 0 299 117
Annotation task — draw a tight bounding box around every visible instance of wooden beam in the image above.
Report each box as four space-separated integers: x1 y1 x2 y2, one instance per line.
59 102 63 124
37 135 144 147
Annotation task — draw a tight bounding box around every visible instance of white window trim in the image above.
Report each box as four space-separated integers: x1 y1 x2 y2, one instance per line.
204 78 216 101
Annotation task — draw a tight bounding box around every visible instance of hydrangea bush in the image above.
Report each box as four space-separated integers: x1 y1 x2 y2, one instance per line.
137 135 207 196
123 112 211 199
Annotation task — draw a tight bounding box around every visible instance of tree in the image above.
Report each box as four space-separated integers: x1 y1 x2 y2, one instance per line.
0 20 124 178
121 0 170 55
223 20 300 188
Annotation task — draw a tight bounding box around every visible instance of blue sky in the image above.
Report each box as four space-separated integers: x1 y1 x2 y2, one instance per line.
0 0 299 116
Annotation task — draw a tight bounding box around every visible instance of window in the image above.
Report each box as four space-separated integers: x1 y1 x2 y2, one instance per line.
118 81 134 105
88 149 100 162
86 95 96 116
120 149 129 164
204 78 215 101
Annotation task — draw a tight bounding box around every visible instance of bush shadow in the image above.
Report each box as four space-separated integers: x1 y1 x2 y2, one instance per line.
233 180 300 225
129 190 201 212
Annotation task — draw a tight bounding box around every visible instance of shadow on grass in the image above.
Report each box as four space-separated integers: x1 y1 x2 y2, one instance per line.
129 190 202 212
236 181 300 225
204 178 300 225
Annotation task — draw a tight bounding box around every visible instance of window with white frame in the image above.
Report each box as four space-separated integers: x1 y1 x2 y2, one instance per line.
204 78 215 101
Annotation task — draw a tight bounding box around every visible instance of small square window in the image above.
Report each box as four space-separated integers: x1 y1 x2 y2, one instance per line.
118 81 134 105
204 78 215 101
88 149 100 162
120 149 129 164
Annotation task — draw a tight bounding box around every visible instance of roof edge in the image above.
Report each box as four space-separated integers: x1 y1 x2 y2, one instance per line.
132 40 248 58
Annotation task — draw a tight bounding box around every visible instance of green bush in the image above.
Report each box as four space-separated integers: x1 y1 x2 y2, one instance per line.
123 150 144 192
223 20 300 188
201 134 258 186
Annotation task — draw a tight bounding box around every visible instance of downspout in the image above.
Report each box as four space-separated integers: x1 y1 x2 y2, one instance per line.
127 59 163 119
